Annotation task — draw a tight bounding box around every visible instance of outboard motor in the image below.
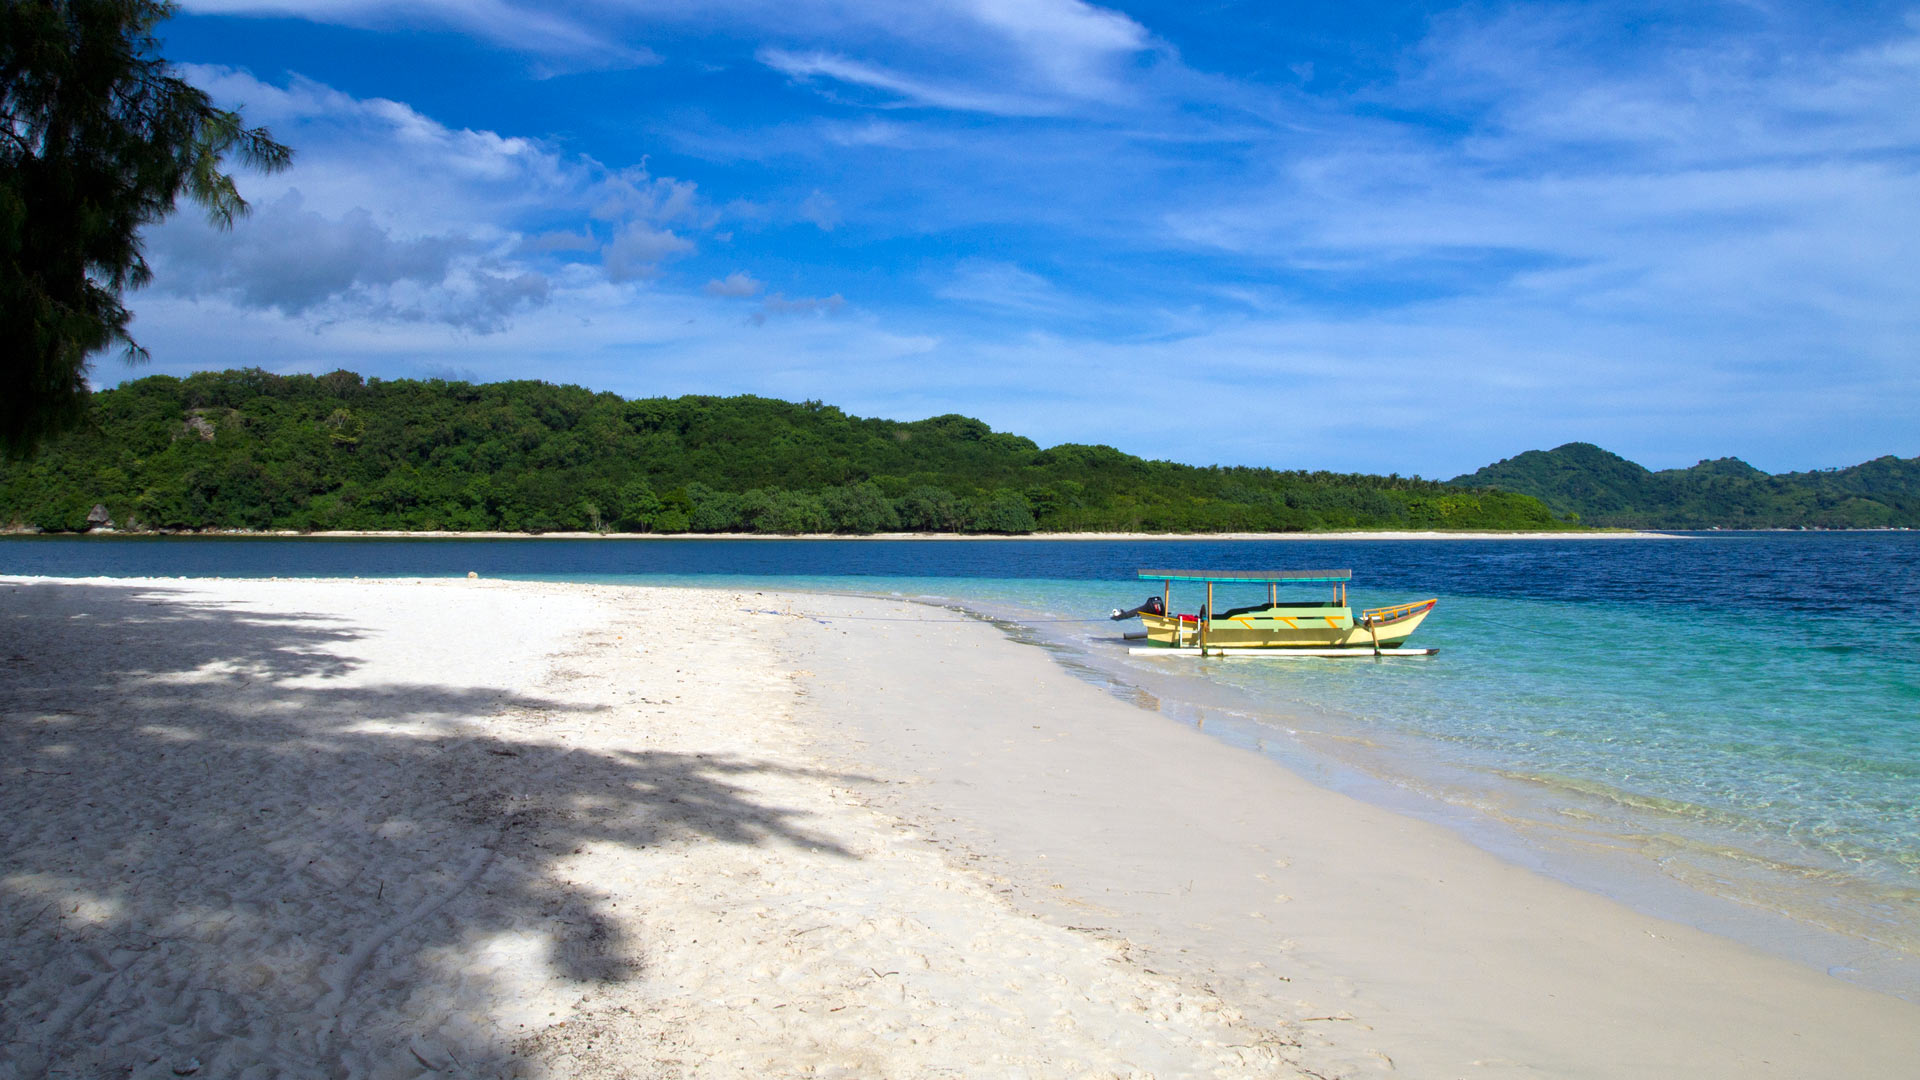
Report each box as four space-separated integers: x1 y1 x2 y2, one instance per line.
1109 595 1167 621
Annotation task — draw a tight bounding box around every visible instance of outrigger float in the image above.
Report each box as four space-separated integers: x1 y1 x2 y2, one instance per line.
1112 569 1438 658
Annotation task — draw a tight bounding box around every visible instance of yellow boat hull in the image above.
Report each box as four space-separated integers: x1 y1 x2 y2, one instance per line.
1136 599 1437 649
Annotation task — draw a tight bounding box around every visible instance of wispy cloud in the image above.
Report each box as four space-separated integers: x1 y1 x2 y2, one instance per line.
758 48 1058 116
751 0 1154 114
935 260 1071 315
187 0 1158 114
959 0 1149 94
750 292 846 325
179 0 652 63
797 190 842 231
1157 8 1920 376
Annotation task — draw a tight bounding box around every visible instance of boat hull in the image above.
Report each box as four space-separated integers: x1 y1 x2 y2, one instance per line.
1128 645 1438 658
1135 599 1437 649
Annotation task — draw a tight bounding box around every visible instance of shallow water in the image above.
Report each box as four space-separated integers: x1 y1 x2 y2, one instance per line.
6 532 1917 995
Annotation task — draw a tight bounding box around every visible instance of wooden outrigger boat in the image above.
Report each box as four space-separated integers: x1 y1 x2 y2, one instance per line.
1115 568 1438 658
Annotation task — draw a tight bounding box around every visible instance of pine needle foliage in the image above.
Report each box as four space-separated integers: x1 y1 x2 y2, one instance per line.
1 0 289 455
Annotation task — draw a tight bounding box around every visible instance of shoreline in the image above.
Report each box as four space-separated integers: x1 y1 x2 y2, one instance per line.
1061 641 1920 1001
7 527 1678 540
934 586 1920 1004
5 575 1914 1077
786 589 1920 1075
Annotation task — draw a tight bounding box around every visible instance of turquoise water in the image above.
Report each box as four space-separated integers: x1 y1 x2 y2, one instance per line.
5 533 1918 994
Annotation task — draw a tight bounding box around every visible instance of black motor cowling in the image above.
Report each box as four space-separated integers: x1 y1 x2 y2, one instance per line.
1109 595 1167 620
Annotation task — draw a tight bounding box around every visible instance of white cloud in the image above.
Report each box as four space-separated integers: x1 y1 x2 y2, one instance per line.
759 48 1056 116
959 0 1147 94
591 168 705 226
703 272 764 297
603 224 696 282
148 68 734 330
749 0 1154 114
176 66 581 234
148 190 549 331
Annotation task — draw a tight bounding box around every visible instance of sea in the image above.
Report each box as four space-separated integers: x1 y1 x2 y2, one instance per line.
4 531 1917 999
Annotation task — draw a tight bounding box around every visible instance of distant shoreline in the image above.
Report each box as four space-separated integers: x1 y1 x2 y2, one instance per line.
6 527 1681 541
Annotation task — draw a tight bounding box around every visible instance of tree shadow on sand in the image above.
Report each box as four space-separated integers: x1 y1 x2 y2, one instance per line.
0 580 865 1079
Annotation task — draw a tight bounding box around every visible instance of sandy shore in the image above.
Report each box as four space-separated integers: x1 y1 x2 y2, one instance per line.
3 577 1914 1078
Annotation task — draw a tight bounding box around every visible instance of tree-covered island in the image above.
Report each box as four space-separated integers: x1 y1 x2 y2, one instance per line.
0 369 1564 534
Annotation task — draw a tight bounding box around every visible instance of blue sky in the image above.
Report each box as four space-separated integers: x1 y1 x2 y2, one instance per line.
123 1 1920 476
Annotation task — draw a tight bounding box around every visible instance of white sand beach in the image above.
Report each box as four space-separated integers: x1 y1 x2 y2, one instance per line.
3 576 1915 1078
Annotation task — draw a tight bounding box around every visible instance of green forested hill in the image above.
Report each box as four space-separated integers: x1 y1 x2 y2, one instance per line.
1451 443 1920 528
0 369 1561 534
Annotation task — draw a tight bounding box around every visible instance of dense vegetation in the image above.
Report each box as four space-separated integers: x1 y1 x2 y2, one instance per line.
0 369 1563 534
1451 442 1920 528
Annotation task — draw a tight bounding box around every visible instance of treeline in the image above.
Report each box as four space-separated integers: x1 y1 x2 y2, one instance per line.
0 369 1564 534
1451 442 1920 528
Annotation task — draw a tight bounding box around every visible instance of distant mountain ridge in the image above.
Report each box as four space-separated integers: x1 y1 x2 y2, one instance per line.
1450 443 1920 528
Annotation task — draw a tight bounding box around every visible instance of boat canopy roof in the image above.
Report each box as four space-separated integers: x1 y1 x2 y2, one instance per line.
1138 568 1352 584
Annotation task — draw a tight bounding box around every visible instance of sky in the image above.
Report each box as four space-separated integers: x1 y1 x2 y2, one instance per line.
117 0 1920 477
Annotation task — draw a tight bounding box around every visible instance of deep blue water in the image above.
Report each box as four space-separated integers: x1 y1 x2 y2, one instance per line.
5 532 1918 993
8 531 1919 617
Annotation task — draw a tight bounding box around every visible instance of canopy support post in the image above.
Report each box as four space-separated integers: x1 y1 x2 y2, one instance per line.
1203 582 1213 655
